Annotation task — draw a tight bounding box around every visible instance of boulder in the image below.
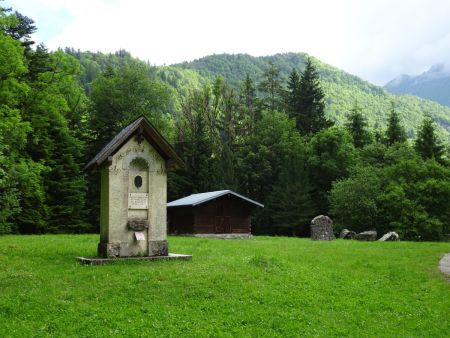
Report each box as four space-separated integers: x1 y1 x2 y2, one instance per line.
355 230 377 241
311 215 335 241
339 229 356 239
378 231 400 241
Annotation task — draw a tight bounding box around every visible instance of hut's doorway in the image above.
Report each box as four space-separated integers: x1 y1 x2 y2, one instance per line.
215 201 231 233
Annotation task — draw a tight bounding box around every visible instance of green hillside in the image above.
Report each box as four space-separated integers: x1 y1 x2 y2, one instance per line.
68 50 450 139
174 53 450 138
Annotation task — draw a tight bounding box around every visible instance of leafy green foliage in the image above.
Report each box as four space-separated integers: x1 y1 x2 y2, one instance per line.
0 6 88 234
175 53 450 138
379 158 450 240
169 84 219 198
0 10 43 234
309 127 357 213
89 63 175 154
331 143 450 240
64 48 156 95
0 109 33 234
21 50 88 233
4 10 36 53
236 111 306 232
330 166 383 233
85 63 175 227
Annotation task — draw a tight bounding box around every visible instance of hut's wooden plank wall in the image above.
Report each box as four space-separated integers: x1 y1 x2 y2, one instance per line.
168 195 254 234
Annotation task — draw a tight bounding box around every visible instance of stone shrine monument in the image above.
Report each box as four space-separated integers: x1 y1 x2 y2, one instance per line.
310 215 335 240
82 116 190 262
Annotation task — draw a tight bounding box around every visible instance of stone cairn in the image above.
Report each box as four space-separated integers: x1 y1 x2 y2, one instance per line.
311 215 335 241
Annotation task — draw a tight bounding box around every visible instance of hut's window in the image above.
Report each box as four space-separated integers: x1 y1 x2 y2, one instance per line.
134 175 143 188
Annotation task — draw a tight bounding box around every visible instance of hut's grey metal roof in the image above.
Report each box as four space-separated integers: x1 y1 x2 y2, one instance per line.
85 115 183 170
167 190 264 208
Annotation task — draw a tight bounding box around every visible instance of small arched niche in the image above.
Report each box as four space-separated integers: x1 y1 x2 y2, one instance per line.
129 157 149 171
127 157 149 194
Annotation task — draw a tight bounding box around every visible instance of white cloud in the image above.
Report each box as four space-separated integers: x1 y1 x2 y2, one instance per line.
4 0 450 85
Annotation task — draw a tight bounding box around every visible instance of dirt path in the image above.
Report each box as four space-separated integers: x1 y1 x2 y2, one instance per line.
439 253 450 281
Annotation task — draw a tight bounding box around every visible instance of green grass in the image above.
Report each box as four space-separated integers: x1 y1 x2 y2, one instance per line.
0 235 449 337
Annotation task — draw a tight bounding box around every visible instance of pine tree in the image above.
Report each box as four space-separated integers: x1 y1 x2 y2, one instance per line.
0 9 47 233
267 152 316 236
169 84 220 200
4 10 36 55
27 43 50 81
385 104 407 145
286 68 300 118
238 74 257 134
415 116 444 161
258 62 285 112
21 50 88 233
296 58 332 134
345 104 371 148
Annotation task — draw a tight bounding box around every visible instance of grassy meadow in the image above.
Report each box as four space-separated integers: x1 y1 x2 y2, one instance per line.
0 235 449 337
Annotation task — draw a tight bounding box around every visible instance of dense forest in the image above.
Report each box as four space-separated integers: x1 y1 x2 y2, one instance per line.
174 54 450 137
1 6 449 240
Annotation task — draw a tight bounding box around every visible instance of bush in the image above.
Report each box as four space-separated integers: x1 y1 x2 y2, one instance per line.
330 155 450 241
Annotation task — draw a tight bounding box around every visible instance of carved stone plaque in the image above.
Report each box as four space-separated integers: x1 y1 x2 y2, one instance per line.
128 193 148 209
127 218 149 231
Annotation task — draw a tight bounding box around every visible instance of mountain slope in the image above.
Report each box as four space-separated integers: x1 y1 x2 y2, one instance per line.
174 53 450 138
67 50 450 139
385 64 450 108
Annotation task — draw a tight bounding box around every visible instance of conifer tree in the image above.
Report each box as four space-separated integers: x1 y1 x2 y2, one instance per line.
0 8 47 233
267 152 316 236
4 10 36 55
258 62 285 112
385 104 407 145
296 58 332 134
415 116 444 161
238 74 257 134
169 85 217 200
345 104 371 148
216 78 239 189
22 50 88 233
286 68 300 118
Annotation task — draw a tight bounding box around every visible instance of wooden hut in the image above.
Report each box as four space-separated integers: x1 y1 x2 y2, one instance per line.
167 190 263 236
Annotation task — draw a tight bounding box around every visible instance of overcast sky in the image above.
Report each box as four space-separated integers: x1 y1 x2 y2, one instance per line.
4 0 450 85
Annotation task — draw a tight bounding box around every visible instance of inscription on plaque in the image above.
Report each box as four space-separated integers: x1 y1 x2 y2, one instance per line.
128 193 149 209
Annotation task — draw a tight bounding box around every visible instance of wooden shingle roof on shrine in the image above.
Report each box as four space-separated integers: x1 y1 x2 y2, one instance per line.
85 115 183 170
